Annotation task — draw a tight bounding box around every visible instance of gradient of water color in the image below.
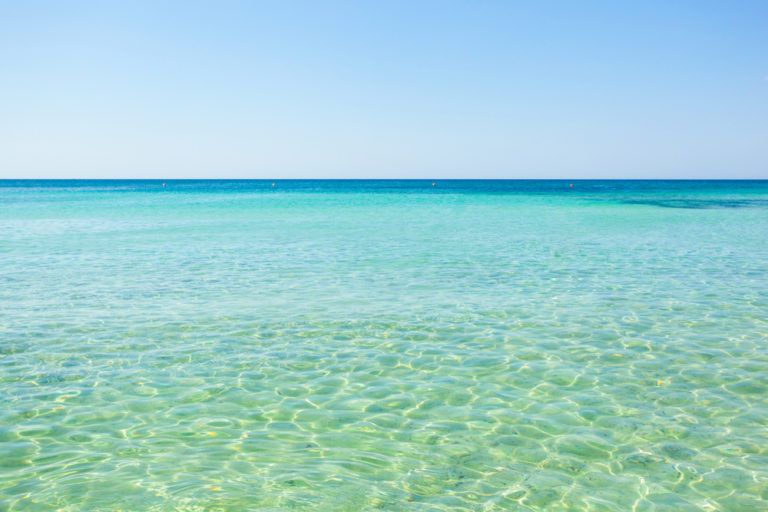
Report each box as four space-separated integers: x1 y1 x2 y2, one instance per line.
1 180 767 511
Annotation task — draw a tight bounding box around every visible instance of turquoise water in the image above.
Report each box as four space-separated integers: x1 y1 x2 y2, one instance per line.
1 180 767 511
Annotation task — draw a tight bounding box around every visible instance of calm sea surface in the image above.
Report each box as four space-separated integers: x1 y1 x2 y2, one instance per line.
1 180 767 511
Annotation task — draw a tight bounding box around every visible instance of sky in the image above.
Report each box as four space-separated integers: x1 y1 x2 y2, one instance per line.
0 0 766 179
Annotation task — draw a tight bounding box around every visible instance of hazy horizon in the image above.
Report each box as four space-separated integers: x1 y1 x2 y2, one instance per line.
1 1 767 179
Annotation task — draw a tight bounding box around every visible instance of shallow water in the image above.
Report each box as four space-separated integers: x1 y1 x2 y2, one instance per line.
1 180 767 511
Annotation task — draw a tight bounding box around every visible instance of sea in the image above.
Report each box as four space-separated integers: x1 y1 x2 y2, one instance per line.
1 180 767 511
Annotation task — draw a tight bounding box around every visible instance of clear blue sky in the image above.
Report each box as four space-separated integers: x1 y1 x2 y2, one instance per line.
1 1 766 178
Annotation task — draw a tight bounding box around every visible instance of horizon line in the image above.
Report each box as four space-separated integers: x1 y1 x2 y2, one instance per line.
1 178 767 182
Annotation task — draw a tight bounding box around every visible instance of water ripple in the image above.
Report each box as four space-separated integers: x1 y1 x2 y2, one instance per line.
1 182 768 510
